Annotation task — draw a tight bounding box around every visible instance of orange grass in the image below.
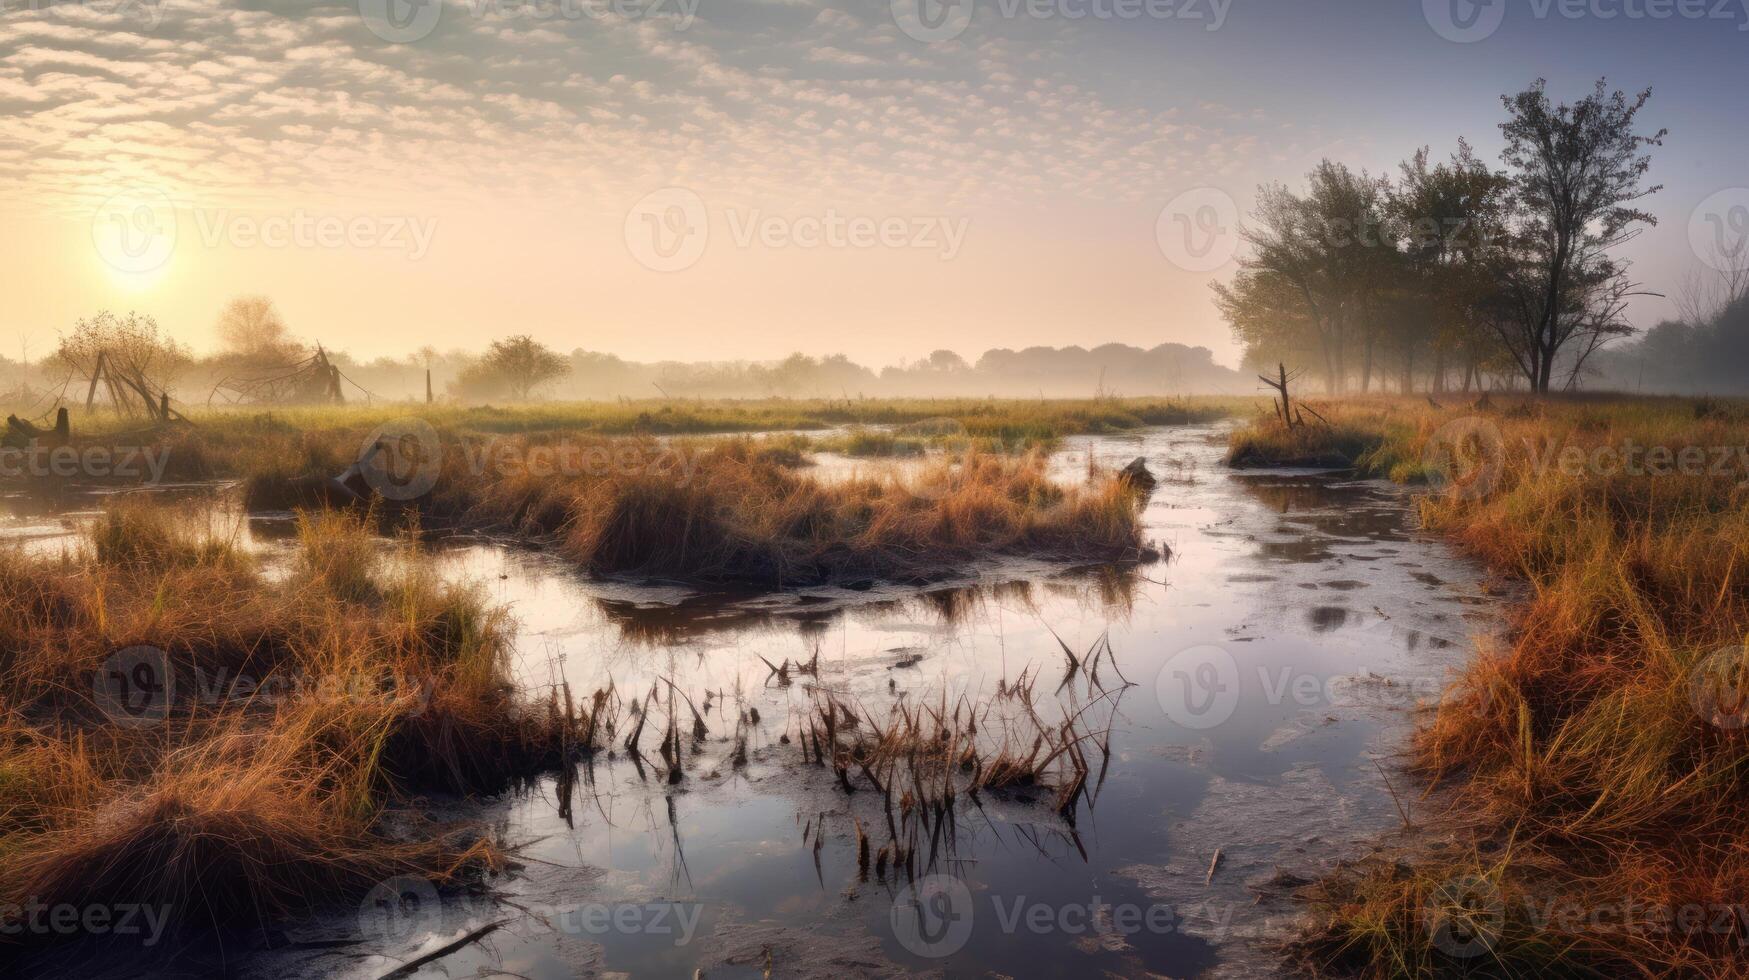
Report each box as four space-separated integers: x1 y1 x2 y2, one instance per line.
444 436 1161 586
1235 396 1749 977
0 505 596 963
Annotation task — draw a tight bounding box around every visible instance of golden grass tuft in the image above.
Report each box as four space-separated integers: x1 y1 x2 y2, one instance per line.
451 438 1160 586
0 506 602 961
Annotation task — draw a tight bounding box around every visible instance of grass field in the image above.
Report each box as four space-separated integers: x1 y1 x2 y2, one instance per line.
0 506 603 967
1224 395 1749 977
29 391 1747 973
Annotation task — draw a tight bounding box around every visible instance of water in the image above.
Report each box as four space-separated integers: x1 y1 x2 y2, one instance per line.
2 423 1506 978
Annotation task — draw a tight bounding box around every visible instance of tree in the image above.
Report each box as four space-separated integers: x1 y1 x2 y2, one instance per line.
54 311 191 385
215 296 298 360
52 311 193 415
1227 161 1395 393
1494 78 1664 392
1389 141 1512 392
454 335 570 401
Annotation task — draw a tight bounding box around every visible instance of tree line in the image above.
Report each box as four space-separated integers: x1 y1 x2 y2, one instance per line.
1215 78 1665 395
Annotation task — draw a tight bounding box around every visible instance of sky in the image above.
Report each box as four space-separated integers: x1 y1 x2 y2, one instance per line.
1 0 1745 368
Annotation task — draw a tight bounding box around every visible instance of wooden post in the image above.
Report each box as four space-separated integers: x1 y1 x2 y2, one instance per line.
1258 362 1295 429
53 407 69 442
85 350 106 412
426 369 433 405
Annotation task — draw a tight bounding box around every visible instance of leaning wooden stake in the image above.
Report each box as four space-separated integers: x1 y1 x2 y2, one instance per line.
1258 362 1295 429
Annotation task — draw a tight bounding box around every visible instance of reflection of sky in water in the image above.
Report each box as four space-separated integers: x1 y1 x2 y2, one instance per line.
5 426 1507 978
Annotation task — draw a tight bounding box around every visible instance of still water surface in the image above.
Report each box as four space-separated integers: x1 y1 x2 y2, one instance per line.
1 423 1504 978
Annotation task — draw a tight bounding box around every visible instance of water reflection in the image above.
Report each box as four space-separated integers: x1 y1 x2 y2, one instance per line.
245 424 1502 980
7 426 1506 980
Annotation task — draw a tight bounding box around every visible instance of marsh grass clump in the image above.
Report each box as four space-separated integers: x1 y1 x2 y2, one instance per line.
0 503 603 963
790 673 1119 881
484 444 1160 586
89 501 245 571
1224 401 1405 469
1250 396 1749 977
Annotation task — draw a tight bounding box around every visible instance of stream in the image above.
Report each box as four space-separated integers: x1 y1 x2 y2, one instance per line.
1 422 1506 978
